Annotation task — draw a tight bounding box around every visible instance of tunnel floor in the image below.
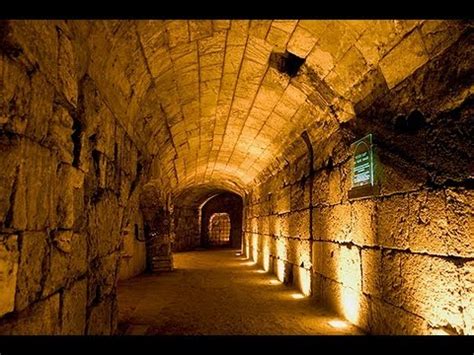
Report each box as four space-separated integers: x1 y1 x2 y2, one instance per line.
117 249 363 335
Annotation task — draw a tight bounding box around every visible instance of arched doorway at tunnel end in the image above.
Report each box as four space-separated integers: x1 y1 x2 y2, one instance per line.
200 192 243 249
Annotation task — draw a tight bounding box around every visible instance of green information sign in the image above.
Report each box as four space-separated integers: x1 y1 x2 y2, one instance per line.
348 134 378 199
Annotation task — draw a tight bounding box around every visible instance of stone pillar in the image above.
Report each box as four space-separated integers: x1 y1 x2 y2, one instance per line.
149 208 173 273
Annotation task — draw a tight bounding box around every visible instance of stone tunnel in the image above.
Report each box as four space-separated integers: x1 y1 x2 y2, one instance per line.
0 19 472 336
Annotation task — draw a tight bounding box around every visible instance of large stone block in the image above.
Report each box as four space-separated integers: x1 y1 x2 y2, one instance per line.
420 20 464 57
0 235 19 317
43 237 72 297
361 248 382 297
288 209 310 239
377 151 428 196
274 186 291 214
0 56 31 136
380 250 404 307
445 189 474 258
379 29 429 89
45 103 74 165
0 137 22 227
408 190 450 256
14 141 59 231
15 231 48 311
87 298 113 335
8 293 60 335
339 244 362 292
58 30 78 106
460 261 474 335
312 241 339 282
27 72 54 142
327 167 344 205
401 253 465 333
287 25 317 58
286 238 311 269
311 170 329 206
369 298 428 335
313 204 352 243
290 182 309 211
61 278 87 335
376 195 411 250
351 199 377 246
57 164 85 229
86 194 122 260
88 252 120 305
70 233 87 277
10 21 59 85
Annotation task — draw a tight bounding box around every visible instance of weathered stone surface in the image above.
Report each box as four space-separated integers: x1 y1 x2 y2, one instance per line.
460 261 474 335
86 194 122 260
361 248 382 297
379 29 429 89
88 253 120 305
313 204 352 243
376 195 411 250
369 298 428 335
401 253 465 333
0 57 31 135
0 235 19 317
57 164 85 230
46 105 74 164
351 199 377 246
61 278 87 335
87 298 113 335
43 239 72 297
420 20 464 57
380 250 404 307
15 232 48 311
0 137 22 228
7 294 60 335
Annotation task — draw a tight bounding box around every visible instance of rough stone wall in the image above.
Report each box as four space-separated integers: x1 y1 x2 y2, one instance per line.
243 27 473 335
0 21 150 334
173 206 200 252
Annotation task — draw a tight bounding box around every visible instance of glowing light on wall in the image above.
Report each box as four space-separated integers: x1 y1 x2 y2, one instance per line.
340 287 360 325
276 259 285 282
262 240 270 272
431 328 450 335
251 233 258 262
297 267 312 296
337 246 362 325
244 233 250 258
295 242 312 296
276 238 288 282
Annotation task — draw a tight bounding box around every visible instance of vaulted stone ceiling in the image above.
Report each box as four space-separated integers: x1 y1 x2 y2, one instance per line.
29 19 461 201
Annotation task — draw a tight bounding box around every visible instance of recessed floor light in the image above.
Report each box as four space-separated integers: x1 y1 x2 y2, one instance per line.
291 293 305 299
328 320 348 329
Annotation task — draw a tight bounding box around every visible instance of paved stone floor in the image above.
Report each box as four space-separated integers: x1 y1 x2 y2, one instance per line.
117 249 363 335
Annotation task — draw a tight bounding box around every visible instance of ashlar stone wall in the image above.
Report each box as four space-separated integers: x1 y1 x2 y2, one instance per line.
0 20 151 335
243 26 473 335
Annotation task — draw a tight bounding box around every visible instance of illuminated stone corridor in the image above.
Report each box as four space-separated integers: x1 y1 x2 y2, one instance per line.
0 19 472 336
117 249 362 335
